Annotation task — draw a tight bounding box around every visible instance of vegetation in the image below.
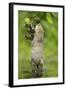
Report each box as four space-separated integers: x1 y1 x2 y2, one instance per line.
18 11 58 79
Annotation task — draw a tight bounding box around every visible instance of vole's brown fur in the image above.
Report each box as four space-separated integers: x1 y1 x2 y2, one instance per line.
31 23 44 77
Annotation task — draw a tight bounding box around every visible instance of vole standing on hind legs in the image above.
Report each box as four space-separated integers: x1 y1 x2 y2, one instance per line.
31 23 44 78
25 17 44 78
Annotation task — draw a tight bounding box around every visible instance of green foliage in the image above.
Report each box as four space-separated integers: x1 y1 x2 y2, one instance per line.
18 11 58 79
25 17 30 25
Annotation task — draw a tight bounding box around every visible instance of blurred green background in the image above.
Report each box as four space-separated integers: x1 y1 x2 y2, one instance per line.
18 11 58 79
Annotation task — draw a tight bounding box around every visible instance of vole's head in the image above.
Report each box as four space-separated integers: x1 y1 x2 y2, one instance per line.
34 17 40 24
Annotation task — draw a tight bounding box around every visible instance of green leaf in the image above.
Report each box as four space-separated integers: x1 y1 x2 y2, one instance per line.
25 17 30 25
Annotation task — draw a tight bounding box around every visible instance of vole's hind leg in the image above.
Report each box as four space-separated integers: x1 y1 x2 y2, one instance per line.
31 60 37 78
37 62 43 77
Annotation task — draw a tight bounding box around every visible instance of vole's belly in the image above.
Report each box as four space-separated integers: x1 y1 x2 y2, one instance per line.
31 46 43 64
